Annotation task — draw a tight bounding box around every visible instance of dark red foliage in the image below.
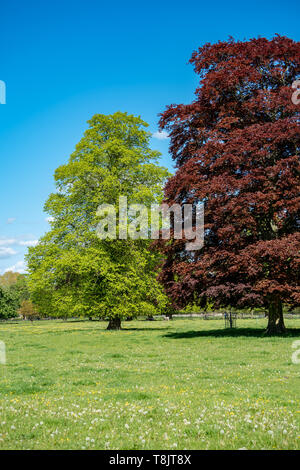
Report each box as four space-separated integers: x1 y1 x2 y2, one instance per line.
158 36 300 317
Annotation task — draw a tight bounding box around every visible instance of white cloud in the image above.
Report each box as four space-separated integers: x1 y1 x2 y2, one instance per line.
0 238 16 246
152 130 169 140
0 238 38 248
18 240 38 247
0 247 17 259
4 260 27 274
6 218 16 224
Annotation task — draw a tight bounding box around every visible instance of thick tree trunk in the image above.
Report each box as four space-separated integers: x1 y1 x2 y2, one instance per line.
107 317 121 330
266 298 286 335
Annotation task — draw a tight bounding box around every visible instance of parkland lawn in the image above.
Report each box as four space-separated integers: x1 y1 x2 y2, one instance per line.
0 318 299 450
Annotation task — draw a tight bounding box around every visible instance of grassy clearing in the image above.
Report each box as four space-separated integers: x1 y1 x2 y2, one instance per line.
0 318 299 450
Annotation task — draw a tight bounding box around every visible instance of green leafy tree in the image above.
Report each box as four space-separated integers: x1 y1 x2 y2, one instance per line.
0 271 22 288
0 285 19 320
10 275 30 303
27 112 170 329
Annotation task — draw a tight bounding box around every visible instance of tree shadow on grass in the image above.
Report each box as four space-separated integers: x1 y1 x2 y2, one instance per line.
123 327 170 331
163 327 300 339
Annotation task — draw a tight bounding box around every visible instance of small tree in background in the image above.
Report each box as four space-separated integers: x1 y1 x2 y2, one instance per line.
0 271 22 287
0 272 30 320
18 300 40 321
158 36 300 334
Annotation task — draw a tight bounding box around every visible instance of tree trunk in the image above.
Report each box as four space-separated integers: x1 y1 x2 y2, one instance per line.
266 298 286 335
107 317 121 330
146 316 155 321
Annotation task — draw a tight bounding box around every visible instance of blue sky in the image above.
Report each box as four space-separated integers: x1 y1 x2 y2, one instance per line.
0 0 299 274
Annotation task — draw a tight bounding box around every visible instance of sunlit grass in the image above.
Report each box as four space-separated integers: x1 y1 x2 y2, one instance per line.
0 318 299 449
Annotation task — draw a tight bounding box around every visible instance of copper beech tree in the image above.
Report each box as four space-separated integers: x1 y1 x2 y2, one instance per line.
158 36 300 334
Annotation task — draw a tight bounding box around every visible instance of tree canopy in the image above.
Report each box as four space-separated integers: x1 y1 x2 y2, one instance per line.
27 112 170 328
158 35 300 334
0 272 29 320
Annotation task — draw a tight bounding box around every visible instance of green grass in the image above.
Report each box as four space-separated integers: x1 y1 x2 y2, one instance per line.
0 318 299 449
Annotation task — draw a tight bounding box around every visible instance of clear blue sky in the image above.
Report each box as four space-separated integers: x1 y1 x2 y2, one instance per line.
0 0 299 273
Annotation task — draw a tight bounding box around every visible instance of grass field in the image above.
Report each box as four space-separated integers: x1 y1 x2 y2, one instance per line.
0 318 299 450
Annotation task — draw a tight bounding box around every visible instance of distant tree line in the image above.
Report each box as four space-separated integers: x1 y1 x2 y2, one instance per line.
0 272 39 321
